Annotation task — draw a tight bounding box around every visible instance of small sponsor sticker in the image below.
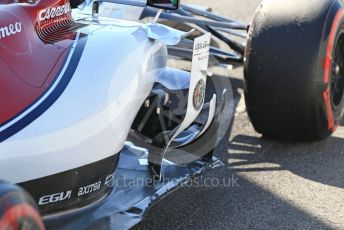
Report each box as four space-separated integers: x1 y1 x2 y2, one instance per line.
193 79 206 110
78 181 102 196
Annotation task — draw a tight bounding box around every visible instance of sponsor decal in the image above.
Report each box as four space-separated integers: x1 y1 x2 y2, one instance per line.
0 22 22 40
78 181 102 196
38 176 111 206
190 33 210 111
38 190 72 205
194 40 210 53
39 2 71 22
193 79 206 110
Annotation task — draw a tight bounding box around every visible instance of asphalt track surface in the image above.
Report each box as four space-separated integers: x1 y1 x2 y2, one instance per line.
134 1 344 229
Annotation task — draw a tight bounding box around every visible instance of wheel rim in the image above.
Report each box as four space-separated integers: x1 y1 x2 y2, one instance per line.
331 32 344 108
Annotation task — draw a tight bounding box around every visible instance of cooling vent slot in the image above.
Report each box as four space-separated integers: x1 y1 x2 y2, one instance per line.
36 19 85 43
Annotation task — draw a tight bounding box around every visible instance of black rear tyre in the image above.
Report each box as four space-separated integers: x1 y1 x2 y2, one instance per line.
244 0 344 141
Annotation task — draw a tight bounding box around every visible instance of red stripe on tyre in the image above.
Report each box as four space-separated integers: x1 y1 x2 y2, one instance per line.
323 9 344 130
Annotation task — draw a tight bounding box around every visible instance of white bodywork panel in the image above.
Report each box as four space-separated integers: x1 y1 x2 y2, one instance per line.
168 33 211 145
0 20 167 183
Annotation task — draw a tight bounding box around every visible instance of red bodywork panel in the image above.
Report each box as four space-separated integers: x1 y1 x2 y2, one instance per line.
0 0 75 125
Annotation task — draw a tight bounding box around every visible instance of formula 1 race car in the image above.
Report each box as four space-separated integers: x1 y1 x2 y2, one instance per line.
1 0 344 229
0 0 231 229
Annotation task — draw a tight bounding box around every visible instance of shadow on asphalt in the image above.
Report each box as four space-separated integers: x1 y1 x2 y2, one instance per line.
230 134 344 189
